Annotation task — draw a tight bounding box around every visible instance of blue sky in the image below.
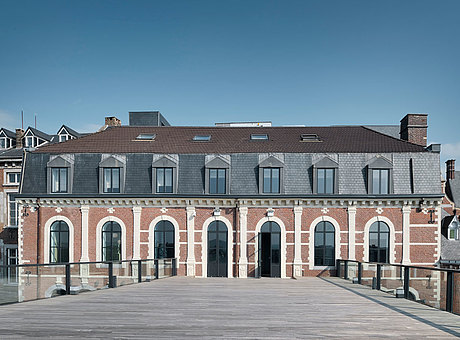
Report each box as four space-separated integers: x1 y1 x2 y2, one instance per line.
0 1 459 168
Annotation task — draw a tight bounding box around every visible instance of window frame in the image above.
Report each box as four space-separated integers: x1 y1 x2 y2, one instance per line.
47 155 74 194
49 221 70 263
102 221 122 262
51 167 68 193
316 168 335 194
103 167 121 193
155 167 174 193
312 157 339 195
152 155 178 194
7 172 21 185
205 156 230 195
258 156 285 195
208 168 227 194
99 155 126 194
314 221 335 266
7 193 18 227
262 167 281 194
154 220 175 259
369 221 390 263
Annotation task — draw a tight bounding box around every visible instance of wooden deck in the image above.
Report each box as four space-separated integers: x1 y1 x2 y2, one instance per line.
0 276 459 338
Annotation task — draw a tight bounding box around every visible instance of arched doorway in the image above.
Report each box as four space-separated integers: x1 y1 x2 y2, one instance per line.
207 221 228 277
259 221 281 277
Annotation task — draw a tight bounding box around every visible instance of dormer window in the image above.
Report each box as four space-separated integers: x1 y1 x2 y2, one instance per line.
99 155 126 194
59 135 69 142
152 155 178 194
367 156 393 195
0 129 15 149
251 134 268 140
449 221 459 240
258 155 285 194
47 155 74 194
193 135 211 141
313 157 338 194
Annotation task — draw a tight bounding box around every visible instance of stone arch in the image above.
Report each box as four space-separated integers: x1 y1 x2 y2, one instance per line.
148 215 180 270
95 216 127 262
254 216 287 278
43 215 75 264
308 216 341 269
363 216 396 263
201 215 234 278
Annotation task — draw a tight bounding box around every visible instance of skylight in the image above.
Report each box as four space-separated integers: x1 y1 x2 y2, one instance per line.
300 134 321 142
250 134 268 140
136 133 156 140
193 135 211 141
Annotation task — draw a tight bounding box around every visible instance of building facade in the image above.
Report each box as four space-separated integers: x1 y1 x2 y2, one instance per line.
17 113 442 284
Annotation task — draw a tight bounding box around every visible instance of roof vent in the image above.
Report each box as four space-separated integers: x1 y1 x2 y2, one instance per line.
193 135 211 141
250 134 268 140
300 134 321 142
135 133 156 140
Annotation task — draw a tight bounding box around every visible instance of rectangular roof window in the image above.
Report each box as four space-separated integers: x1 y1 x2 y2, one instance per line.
300 134 321 142
136 133 156 140
193 135 211 141
250 134 268 140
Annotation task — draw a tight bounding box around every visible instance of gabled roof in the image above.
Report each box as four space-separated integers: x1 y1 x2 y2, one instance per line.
32 125 429 154
446 173 460 207
58 125 83 138
0 128 16 139
25 127 52 141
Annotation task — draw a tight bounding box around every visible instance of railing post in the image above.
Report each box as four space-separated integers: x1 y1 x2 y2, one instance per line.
172 258 177 276
446 271 454 313
344 260 348 280
376 264 381 290
404 266 410 299
108 261 114 288
155 259 159 280
336 259 341 277
357 262 362 284
65 264 71 295
138 260 142 283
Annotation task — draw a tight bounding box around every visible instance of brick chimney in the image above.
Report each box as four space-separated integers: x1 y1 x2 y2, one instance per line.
400 113 428 146
446 159 456 180
105 116 121 127
15 129 24 149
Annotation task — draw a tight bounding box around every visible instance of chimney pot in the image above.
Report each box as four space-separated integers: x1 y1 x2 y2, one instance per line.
446 159 455 180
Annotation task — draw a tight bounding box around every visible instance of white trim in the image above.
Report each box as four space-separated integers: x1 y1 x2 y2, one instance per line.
254 216 287 278
201 216 234 278
363 216 395 263
148 215 180 269
43 215 75 264
308 216 341 270
95 216 127 262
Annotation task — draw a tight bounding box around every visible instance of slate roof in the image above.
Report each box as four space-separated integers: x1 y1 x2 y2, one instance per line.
27 127 52 141
441 235 460 262
0 148 23 159
446 172 460 206
0 128 16 139
364 125 400 139
33 125 428 154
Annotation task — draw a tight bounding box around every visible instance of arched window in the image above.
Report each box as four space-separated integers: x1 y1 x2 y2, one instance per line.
154 221 175 259
314 221 335 266
102 221 122 261
369 221 390 263
50 221 69 263
259 221 281 277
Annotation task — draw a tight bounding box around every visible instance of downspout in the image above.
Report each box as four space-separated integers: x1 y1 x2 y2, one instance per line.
36 198 40 264
235 199 239 277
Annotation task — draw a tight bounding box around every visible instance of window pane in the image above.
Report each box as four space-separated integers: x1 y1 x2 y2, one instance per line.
380 170 389 194
271 168 280 193
0 138 5 148
450 228 456 239
315 231 324 246
218 169 226 194
104 168 111 192
60 168 67 192
52 168 59 192
156 168 164 193
210 169 217 194
325 169 334 194
165 168 173 193
325 232 334 247
372 170 380 194
263 168 271 193
112 169 120 192
317 169 325 194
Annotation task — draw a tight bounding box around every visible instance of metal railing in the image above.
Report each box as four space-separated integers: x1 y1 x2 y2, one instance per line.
336 259 460 315
0 258 177 305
